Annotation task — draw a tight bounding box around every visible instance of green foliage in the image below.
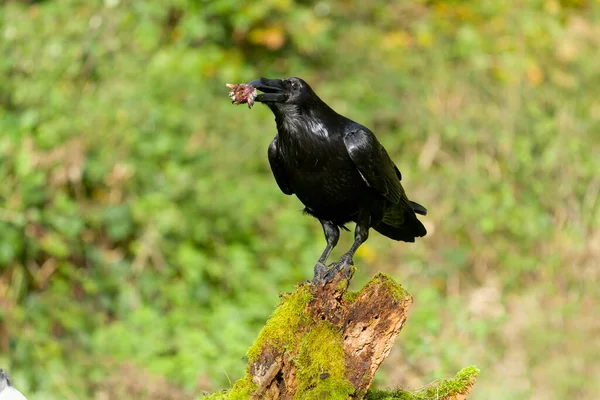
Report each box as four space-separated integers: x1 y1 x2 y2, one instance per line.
366 366 480 400
0 0 598 399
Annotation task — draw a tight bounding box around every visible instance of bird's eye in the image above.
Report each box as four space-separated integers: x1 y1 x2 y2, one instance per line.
290 81 299 90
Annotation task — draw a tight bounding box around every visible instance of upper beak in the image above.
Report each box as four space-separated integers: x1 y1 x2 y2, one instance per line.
248 77 288 103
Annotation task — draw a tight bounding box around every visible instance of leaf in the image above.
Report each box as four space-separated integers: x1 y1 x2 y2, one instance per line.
40 233 70 259
248 26 286 50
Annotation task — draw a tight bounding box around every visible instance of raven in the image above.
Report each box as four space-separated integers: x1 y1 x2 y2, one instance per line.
248 77 427 282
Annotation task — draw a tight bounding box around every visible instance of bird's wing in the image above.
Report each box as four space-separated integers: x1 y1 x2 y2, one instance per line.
343 127 408 205
268 135 294 195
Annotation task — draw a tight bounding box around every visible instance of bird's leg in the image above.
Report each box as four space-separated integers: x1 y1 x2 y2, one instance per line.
335 212 371 279
313 220 340 283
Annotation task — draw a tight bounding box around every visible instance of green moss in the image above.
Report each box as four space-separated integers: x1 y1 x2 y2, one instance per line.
228 374 257 400
344 273 409 305
343 290 360 303
365 366 480 400
372 273 408 303
335 278 349 292
200 373 256 400
295 321 354 399
247 285 313 363
209 289 357 399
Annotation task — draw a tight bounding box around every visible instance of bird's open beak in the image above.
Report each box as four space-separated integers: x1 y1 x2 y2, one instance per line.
248 77 288 103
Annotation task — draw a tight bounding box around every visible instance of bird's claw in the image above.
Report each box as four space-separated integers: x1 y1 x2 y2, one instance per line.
336 255 355 280
321 264 340 283
312 261 341 285
311 256 355 284
312 261 331 284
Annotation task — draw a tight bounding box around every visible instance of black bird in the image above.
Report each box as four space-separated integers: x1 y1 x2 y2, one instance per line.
248 77 427 282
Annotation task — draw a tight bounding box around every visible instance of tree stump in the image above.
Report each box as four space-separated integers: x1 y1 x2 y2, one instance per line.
204 268 478 399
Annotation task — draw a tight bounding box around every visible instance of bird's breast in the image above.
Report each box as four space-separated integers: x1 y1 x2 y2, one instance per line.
274 115 380 221
280 145 375 221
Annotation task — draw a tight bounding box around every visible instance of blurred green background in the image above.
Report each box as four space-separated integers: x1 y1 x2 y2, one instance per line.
1 0 599 399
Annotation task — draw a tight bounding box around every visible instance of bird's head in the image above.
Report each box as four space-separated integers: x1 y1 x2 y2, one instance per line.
248 77 317 110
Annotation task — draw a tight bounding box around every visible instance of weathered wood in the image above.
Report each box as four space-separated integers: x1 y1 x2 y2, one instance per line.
247 268 412 399
310 272 412 396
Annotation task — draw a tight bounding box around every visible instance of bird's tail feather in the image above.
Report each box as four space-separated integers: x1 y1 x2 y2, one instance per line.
375 208 427 242
410 200 427 216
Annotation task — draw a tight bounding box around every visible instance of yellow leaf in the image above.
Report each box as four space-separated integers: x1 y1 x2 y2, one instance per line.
417 30 434 48
383 31 412 50
526 64 544 86
544 0 561 14
248 26 286 50
274 0 292 11
556 40 579 63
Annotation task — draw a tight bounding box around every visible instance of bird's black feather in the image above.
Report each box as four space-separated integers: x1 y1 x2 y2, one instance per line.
343 128 411 206
268 135 294 195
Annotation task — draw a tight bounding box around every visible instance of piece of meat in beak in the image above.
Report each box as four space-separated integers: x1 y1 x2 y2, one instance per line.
226 83 257 108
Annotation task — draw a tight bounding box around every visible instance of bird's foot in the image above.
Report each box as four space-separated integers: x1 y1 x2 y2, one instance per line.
312 261 346 285
312 256 355 285
312 261 333 284
321 264 341 283
336 254 355 280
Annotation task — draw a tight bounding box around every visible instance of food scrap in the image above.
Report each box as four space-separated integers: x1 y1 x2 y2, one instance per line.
226 83 257 108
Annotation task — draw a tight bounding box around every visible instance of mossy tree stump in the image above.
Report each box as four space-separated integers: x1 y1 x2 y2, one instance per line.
205 270 478 399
